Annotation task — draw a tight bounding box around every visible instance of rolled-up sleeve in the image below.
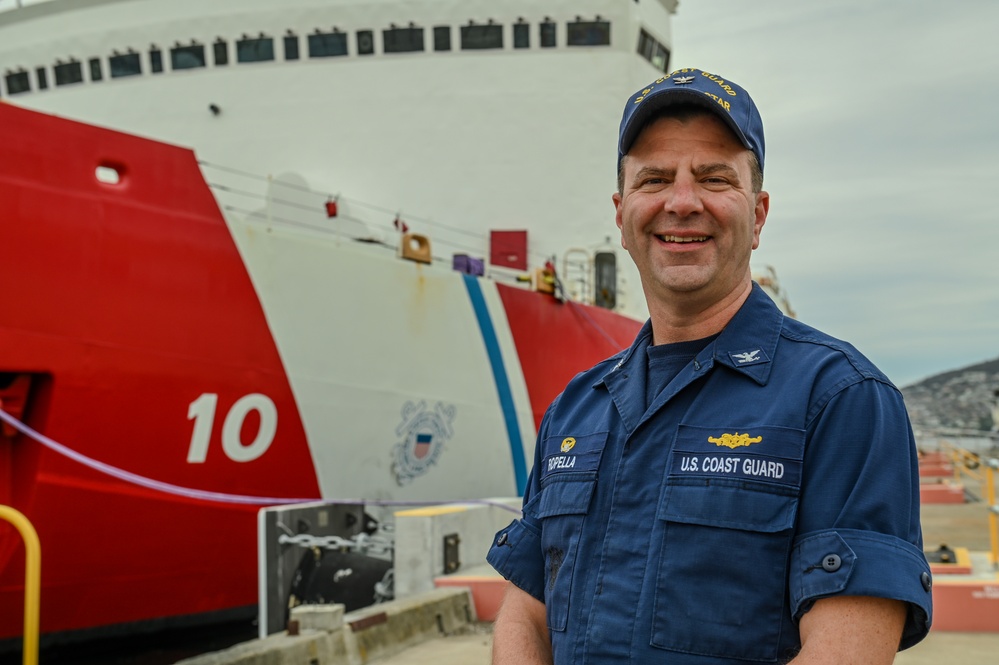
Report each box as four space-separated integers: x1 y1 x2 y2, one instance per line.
789 529 932 647
793 377 932 648
487 513 546 602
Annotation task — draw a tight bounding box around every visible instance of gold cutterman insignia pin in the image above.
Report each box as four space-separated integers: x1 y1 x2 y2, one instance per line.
560 437 576 453
708 432 763 449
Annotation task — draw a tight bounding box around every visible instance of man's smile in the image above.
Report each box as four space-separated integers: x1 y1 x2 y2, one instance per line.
655 234 710 244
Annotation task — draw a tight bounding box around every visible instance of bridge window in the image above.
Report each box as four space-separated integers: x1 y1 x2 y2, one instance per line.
540 20 556 48
461 23 503 50
568 20 611 46
237 36 275 63
357 30 374 55
637 28 670 72
514 22 529 49
433 26 451 51
284 34 300 61
171 44 205 70
1 14 629 98
383 26 424 53
150 46 164 73
308 31 348 57
54 61 83 86
4 71 30 95
213 39 229 66
110 52 141 77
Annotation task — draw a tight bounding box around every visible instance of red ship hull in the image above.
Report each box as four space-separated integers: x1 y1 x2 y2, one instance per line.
0 102 641 643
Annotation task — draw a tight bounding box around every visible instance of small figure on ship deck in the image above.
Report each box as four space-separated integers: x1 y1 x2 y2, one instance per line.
487 68 932 664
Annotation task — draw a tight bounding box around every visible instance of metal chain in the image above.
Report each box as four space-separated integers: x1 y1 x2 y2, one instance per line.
374 568 394 604
278 531 394 557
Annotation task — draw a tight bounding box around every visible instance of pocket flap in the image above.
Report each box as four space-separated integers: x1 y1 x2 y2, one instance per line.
659 482 796 533
536 477 597 518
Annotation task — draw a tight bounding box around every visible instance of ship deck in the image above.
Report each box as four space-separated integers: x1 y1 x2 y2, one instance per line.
377 624 999 665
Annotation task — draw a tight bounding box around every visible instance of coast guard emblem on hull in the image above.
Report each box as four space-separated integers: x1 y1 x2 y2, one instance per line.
392 401 455 485
708 432 763 449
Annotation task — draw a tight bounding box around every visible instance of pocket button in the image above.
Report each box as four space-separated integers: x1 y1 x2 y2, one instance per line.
821 554 841 572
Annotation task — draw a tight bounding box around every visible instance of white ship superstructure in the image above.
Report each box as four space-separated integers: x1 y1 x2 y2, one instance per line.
0 0 679 320
0 1 803 648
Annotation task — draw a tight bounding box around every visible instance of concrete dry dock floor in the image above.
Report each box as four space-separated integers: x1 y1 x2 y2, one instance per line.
373 625 999 665
376 498 999 664
177 497 997 664
373 624 491 665
896 631 999 664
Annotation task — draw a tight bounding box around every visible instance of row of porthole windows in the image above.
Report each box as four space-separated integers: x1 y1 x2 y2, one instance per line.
0 17 653 98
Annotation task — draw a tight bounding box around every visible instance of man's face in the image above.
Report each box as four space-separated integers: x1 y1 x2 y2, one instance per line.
613 113 769 312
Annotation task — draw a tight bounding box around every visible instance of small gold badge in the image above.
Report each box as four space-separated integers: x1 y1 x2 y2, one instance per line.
560 437 576 453
708 432 763 449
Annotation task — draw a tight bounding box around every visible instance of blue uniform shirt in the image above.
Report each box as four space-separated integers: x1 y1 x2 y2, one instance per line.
488 284 932 664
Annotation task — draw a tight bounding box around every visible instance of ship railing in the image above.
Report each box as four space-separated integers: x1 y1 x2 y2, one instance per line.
199 160 626 310
938 439 999 569
201 162 489 261
216 192 553 295
0 504 40 665
562 248 593 305
941 439 988 486
203 160 545 267
988 458 999 570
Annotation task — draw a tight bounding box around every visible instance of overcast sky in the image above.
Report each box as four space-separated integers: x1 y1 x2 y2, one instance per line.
3 0 993 388
670 0 999 388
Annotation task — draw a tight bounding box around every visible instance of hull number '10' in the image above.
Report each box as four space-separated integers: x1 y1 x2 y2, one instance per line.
186 393 278 463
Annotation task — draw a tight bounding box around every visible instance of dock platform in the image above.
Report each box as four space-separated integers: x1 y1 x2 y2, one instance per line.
172 445 999 665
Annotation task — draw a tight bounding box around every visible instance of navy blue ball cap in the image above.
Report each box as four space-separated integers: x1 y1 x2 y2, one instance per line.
618 68 765 174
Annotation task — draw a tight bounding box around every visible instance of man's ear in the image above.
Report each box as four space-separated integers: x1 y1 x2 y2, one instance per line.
613 191 626 249
751 190 769 250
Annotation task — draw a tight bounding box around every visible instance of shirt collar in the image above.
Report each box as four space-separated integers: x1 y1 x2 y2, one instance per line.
596 282 784 388
709 282 784 385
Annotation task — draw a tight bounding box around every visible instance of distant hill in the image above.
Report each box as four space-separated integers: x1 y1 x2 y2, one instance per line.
901 356 999 434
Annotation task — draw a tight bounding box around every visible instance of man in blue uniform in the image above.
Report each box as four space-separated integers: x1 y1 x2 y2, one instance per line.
487 68 932 664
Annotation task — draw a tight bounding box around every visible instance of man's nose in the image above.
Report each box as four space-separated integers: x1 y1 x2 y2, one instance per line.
664 177 704 217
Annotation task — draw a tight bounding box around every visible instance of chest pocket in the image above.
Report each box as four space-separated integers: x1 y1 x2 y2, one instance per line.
532 431 605 632
648 425 804 663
